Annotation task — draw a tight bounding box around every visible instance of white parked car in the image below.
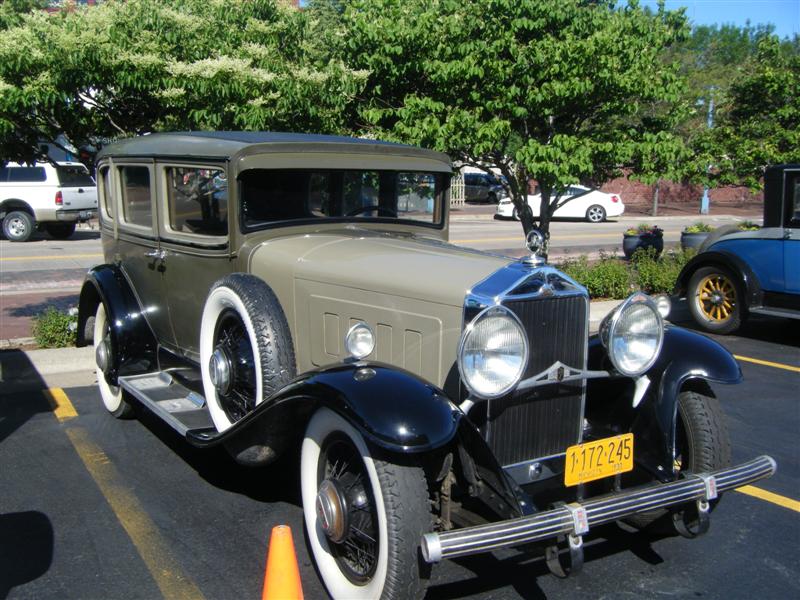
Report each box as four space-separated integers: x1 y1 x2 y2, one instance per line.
495 184 624 222
0 161 97 241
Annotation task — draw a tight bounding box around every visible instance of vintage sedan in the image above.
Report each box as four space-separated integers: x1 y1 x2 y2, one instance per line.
495 184 624 222
77 132 774 600
675 164 800 334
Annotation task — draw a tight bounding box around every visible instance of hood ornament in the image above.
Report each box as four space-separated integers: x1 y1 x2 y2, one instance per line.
522 228 546 267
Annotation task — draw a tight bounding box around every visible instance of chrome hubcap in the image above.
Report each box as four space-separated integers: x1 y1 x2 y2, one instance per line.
209 348 232 395
316 479 349 543
95 337 111 373
8 218 26 236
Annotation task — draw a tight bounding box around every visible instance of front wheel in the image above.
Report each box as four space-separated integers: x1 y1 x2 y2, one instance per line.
301 408 433 600
3 211 35 242
688 266 745 334
626 391 731 530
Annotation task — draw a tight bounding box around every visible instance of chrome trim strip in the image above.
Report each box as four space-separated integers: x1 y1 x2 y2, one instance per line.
516 361 609 392
421 455 776 563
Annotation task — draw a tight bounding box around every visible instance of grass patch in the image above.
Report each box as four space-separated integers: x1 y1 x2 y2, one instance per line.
31 307 78 348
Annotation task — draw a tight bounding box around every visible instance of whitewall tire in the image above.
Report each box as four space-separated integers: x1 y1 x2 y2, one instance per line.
93 303 132 418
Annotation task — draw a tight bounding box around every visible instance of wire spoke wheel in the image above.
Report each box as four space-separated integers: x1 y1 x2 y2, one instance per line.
213 309 256 423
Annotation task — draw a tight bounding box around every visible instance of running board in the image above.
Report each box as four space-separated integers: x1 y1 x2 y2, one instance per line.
118 372 215 436
750 306 800 320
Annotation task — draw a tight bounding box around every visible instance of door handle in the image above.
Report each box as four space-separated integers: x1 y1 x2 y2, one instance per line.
144 249 166 261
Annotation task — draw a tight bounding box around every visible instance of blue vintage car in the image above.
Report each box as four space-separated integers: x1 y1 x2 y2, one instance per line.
676 164 800 334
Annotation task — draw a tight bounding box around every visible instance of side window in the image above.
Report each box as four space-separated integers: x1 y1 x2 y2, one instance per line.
120 166 152 228
7 167 47 182
165 166 228 236
98 166 113 220
791 175 800 226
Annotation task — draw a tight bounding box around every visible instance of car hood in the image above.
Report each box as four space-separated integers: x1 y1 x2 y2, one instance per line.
249 228 510 307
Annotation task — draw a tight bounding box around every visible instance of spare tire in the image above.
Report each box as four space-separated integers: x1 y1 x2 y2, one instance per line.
199 274 296 434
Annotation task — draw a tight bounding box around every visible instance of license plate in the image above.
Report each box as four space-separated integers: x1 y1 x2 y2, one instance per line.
564 433 634 486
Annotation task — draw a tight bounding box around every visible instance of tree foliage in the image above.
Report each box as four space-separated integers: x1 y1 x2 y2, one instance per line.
695 36 800 188
325 0 690 250
0 0 367 165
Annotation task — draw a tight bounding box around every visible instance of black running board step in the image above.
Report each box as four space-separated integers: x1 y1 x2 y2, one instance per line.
119 372 215 436
750 306 800 320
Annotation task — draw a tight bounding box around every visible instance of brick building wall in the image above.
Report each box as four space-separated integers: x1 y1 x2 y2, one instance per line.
598 177 763 209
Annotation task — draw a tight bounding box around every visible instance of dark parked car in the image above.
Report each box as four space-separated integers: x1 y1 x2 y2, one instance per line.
463 171 507 203
77 132 775 600
676 164 800 334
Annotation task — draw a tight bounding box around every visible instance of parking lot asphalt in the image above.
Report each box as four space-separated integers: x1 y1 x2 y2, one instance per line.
1 312 797 600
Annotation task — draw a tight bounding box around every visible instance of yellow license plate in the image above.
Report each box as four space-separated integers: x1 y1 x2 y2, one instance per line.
564 433 634 486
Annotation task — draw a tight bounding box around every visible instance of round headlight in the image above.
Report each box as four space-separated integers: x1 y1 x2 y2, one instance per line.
458 306 528 399
600 293 664 377
345 322 375 360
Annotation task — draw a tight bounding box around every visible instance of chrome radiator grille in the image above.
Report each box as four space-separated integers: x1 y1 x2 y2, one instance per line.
485 295 588 466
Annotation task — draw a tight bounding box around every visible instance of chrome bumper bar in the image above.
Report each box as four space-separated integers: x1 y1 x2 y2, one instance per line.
421 455 776 563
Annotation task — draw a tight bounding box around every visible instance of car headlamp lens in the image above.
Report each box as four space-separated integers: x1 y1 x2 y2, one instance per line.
601 293 664 377
345 322 375 360
458 306 528 398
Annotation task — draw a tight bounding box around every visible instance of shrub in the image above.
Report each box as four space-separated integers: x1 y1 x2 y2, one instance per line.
624 223 664 237
561 253 633 299
738 220 760 231
683 221 714 233
632 247 694 294
31 307 77 348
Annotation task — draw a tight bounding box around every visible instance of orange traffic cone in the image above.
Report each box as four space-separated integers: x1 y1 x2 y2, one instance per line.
262 525 304 600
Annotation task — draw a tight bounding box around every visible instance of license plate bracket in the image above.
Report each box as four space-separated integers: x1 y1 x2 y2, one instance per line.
564 433 634 487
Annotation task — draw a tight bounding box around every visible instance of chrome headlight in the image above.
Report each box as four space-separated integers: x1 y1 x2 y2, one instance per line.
458 306 528 399
600 293 664 377
345 322 375 360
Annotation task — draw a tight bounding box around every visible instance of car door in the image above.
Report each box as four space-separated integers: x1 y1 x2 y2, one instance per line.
784 170 800 294
157 163 233 360
114 162 176 347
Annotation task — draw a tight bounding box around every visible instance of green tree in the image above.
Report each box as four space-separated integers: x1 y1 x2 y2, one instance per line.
697 35 800 188
330 0 689 253
0 0 366 165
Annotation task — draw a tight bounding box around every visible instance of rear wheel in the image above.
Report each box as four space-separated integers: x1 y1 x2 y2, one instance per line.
688 266 745 334
93 303 133 418
585 204 606 223
626 391 730 530
46 222 76 239
301 408 432 600
3 210 35 242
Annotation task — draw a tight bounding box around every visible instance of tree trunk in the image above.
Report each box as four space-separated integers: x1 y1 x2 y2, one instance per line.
652 179 660 217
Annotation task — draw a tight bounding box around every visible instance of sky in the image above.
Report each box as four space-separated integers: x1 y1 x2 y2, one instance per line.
639 1 800 39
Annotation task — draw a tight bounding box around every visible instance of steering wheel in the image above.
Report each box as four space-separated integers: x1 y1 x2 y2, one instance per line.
345 205 398 218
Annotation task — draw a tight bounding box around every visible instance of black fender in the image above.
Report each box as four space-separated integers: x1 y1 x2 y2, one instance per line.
76 264 158 382
188 361 527 518
674 250 762 308
588 327 741 480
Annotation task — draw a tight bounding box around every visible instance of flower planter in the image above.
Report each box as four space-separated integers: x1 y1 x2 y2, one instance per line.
680 231 709 251
623 233 663 259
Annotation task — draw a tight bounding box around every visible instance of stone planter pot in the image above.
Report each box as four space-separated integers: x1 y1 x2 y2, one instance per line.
680 231 710 251
623 233 663 259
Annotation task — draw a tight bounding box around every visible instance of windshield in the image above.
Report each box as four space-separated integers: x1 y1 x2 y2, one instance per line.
240 169 445 230
56 166 95 187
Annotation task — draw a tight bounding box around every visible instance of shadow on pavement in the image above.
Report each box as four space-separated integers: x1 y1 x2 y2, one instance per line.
7 295 80 318
0 350 54 442
0 511 54 600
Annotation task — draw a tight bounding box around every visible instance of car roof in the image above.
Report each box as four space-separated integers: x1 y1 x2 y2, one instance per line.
96 131 451 165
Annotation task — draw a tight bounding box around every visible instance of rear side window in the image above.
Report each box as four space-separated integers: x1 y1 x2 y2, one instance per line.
56 166 95 187
98 166 113 219
165 166 228 236
120 166 152 228
5 167 47 182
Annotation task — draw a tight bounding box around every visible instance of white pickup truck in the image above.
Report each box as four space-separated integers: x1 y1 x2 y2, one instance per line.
0 161 97 242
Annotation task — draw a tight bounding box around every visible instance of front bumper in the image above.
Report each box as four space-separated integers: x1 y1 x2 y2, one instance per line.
421 455 775 563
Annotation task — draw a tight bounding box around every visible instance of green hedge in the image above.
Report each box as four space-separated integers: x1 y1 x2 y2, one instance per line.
560 248 695 299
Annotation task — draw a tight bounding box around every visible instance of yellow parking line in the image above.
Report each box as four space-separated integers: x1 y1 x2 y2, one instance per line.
734 355 800 373
44 387 78 422
66 426 205 600
0 253 102 262
736 485 800 513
